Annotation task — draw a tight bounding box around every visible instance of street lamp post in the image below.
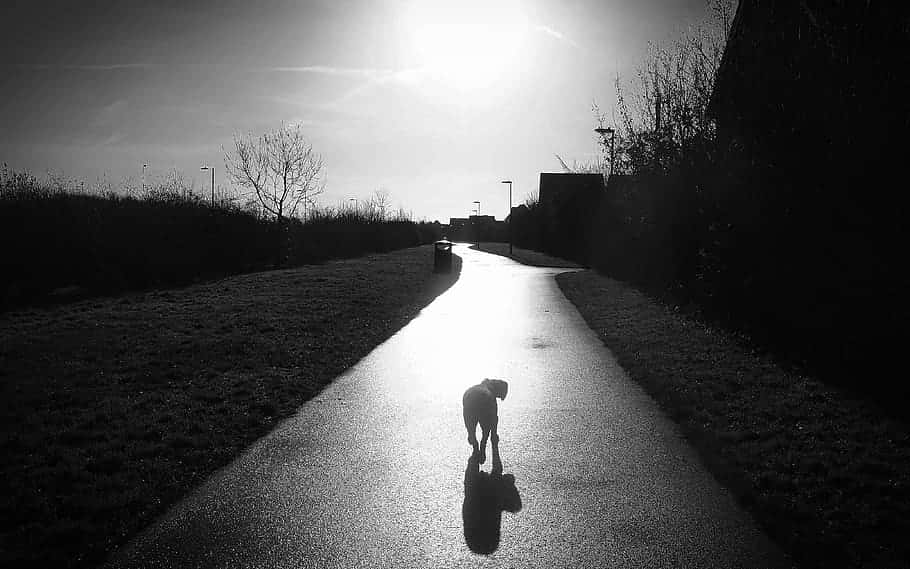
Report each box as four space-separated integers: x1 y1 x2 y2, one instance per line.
471 201 481 246
200 166 214 206
595 127 616 180
501 180 512 255
142 163 148 192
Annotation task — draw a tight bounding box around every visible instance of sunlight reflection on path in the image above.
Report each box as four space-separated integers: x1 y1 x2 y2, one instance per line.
384 244 572 406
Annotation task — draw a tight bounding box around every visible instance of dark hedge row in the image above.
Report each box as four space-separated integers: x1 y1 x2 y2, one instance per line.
511 158 907 412
1 173 441 310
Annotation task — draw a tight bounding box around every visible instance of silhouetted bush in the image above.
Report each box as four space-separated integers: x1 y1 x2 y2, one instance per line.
0 167 442 310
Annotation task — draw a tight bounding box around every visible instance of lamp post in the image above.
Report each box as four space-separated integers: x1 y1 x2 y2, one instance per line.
200 166 214 206
595 127 616 180
501 180 512 255
142 163 148 192
471 201 481 246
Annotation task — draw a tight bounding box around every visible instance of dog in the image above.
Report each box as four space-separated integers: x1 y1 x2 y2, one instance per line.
462 378 509 464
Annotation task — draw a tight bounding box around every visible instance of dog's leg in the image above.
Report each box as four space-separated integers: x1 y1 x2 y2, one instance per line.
490 415 502 474
478 424 490 464
463 411 479 456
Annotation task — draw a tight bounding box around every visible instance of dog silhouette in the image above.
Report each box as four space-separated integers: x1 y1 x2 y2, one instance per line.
462 378 508 464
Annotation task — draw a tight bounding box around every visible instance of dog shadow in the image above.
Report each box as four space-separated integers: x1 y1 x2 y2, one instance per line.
462 443 523 555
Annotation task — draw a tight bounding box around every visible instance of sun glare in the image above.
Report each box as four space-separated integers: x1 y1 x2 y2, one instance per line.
403 1 529 92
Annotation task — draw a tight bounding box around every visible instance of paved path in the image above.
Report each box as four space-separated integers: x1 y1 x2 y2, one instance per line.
108 245 791 568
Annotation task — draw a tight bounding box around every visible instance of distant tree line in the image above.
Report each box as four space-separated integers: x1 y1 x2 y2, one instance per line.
0 165 442 310
515 1 910 407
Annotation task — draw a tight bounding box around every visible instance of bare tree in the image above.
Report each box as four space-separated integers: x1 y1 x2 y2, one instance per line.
371 188 391 221
553 152 606 175
614 0 735 173
224 123 325 220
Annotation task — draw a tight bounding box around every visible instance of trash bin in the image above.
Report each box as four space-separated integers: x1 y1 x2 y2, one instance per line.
433 239 453 273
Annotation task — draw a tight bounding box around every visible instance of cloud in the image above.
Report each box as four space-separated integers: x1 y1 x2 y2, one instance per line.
248 66 425 108
10 62 425 86
334 68 424 102
100 131 128 147
270 67 423 114
92 100 129 127
534 24 583 50
248 65 424 120
250 66 405 80
13 63 158 71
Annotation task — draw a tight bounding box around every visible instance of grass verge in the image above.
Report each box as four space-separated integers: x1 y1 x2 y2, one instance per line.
472 242 582 268
0 245 461 569
555 271 910 569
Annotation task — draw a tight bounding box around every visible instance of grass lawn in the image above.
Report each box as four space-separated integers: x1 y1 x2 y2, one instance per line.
0 245 461 569
480 245 910 569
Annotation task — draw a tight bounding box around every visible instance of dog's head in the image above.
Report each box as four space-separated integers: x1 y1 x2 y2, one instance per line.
482 378 509 400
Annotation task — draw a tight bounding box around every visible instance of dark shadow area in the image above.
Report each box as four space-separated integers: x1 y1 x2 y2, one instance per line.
461 442 522 555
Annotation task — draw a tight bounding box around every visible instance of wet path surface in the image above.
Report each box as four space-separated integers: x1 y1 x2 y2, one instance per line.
108 245 790 568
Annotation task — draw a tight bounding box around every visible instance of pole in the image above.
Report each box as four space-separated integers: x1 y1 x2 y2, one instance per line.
471 201 480 247
501 180 512 255
211 167 215 206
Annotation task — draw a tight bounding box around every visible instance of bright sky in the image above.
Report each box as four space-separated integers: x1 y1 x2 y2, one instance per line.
0 0 709 222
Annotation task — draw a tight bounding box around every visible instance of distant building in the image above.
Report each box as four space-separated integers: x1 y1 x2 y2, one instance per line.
444 215 505 242
534 173 605 263
468 214 496 228
448 217 469 230
469 215 505 242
